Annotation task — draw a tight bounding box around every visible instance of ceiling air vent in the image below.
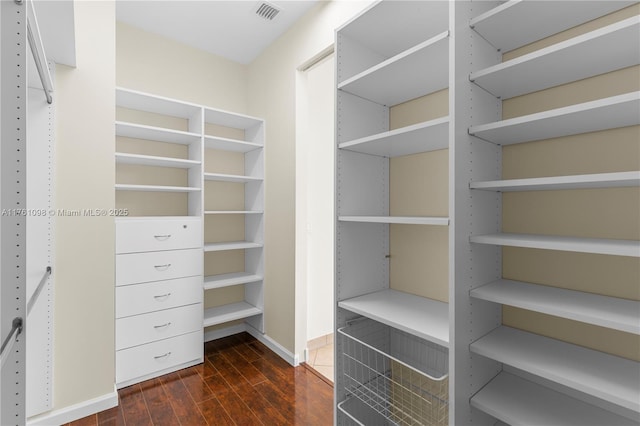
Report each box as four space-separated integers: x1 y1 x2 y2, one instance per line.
255 1 281 21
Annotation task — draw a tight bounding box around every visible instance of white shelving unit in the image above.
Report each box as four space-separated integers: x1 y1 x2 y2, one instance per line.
204 172 263 183
338 216 449 226
204 241 263 252
115 153 200 169
470 171 640 192
115 184 200 193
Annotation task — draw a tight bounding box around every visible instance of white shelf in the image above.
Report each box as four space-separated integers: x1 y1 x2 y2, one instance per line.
470 171 640 192
115 184 200 193
338 289 449 348
204 108 263 130
339 117 449 157
204 210 263 215
116 87 201 118
204 173 262 183
471 372 638 426
115 153 200 169
339 216 449 226
469 1 636 52
204 241 263 252
471 279 640 334
470 326 640 412
468 92 640 145
203 302 262 328
338 31 449 106
470 17 640 99
204 135 262 153
204 272 263 290
115 121 201 145
470 233 640 257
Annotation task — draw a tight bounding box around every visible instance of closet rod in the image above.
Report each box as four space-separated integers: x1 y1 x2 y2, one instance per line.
26 0 53 104
0 318 23 370
27 266 52 316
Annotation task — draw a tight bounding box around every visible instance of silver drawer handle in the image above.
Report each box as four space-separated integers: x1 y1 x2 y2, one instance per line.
153 293 171 300
153 322 171 329
154 264 171 271
154 352 171 360
154 234 171 241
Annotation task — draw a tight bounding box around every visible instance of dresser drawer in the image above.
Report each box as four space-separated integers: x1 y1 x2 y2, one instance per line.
116 248 202 286
116 303 202 350
116 331 202 385
116 217 201 254
116 276 202 319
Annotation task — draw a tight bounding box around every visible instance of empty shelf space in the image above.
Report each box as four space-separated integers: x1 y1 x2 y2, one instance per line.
204 135 262 153
468 92 640 145
203 302 262 328
470 17 640 99
204 272 263 290
339 216 449 226
116 87 201 118
470 171 640 192
471 372 638 426
115 184 200 193
204 173 263 183
338 32 449 106
469 1 636 53
339 117 449 157
115 121 201 145
470 233 640 257
338 289 448 347
204 241 263 252
204 108 263 130
204 210 263 215
470 326 640 412
471 279 640 334
115 152 200 169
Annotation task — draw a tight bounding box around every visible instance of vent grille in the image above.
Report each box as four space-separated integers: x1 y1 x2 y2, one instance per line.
255 1 281 20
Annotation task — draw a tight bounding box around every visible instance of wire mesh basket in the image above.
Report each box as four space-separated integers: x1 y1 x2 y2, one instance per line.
337 317 449 426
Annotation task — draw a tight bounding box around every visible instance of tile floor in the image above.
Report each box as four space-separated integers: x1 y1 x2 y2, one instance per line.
306 333 334 383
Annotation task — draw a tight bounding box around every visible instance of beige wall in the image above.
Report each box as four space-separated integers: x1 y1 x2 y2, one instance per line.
247 1 374 352
54 1 115 408
501 6 640 362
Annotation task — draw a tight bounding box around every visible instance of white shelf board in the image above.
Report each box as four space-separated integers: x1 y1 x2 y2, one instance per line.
338 289 449 347
471 17 640 99
469 92 640 145
204 210 263 215
470 171 640 192
471 372 638 426
470 233 640 257
116 87 201 118
115 153 200 169
339 117 449 157
338 31 449 106
204 241 263 252
116 121 201 145
469 1 636 53
204 173 263 183
470 326 640 412
115 184 200 193
204 108 263 130
204 135 262 153
203 302 262 328
339 216 449 226
204 272 263 290
471 279 640 334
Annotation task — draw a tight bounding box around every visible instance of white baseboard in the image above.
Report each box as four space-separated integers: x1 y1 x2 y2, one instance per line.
27 386 118 426
245 325 299 366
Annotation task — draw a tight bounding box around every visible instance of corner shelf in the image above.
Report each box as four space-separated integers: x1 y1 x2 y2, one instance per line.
116 87 201 119
204 272 263 291
468 92 640 145
338 289 449 348
203 241 263 252
470 279 640 334
470 171 640 192
115 184 200 193
115 121 201 145
115 152 201 169
338 116 449 157
204 135 262 153
204 108 263 130
204 173 262 183
338 31 449 106
339 216 449 226
470 17 640 99
470 233 640 257
203 302 262 328
470 326 640 412
469 1 636 52
470 372 637 426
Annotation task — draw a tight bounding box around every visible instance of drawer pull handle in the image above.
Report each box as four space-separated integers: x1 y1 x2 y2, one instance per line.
154 264 171 271
154 234 171 241
154 322 171 329
153 293 171 300
154 352 171 360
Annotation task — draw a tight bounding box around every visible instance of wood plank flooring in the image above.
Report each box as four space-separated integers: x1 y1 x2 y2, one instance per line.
65 333 334 426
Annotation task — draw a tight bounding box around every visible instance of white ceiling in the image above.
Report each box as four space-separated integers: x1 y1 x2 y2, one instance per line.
116 0 319 64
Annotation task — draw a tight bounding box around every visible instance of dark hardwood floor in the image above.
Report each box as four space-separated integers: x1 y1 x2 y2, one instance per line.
65 333 334 425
